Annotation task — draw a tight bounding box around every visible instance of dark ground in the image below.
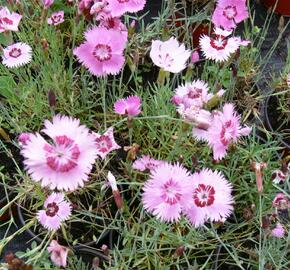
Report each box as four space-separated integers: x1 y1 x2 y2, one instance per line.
0 0 289 264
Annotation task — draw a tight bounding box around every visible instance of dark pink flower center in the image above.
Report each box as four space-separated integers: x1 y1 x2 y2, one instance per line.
158 51 174 67
220 120 234 146
44 135 80 173
0 17 13 25
46 202 59 217
161 178 182 205
117 0 130 3
187 88 203 99
95 135 112 153
223 6 237 20
51 15 62 24
93 44 112 62
193 184 215 207
9 48 22 58
210 35 228 50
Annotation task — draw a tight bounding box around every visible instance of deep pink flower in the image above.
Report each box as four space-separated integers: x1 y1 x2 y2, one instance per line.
132 155 165 172
212 0 249 30
184 169 234 227
142 163 193 222
193 103 251 160
73 27 127 76
0 6 22 33
200 28 240 62
42 0 54 9
107 0 146 17
21 115 98 191
114 95 141 117
47 11 64 26
37 193 72 231
93 127 121 159
18 132 32 146
271 223 285 238
191 51 200 64
150 37 191 73
47 240 69 268
2 42 32 68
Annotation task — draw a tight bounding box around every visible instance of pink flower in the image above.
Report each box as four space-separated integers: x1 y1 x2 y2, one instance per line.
287 73 290 87
73 27 127 76
184 169 234 227
150 37 191 73
99 17 128 39
142 163 193 222
199 28 240 62
173 80 213 109
132 155 164 172
2 42 32 68
179 106 212 128
42 0 54 9
18 132 32 146
93 127 121 159
271 223 285 238
191 51 200 64
107 0 146 17
0 6 22 33
271 170 287 184
47 11 64 26
272 193 290 209
47 240 69 268
114 95 141 117
21 115 98 191
212 0 249 30
37 193 72 231
193 103 251 160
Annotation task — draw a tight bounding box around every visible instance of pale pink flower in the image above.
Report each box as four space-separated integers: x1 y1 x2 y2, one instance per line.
78 0 94 13
193 103 251 160
272 170 287 184
93 127 121 159
179 105 212 128
132 155 164 172
272 193 290 209
0 6 22 33
114 95 141 117
191 51 200 64
173 80 212 109
42 0 54 9
21 115 98 191
47 240 69 268
107 0 146 17
18 132 32 146
212 0 249 30
47 11 64 26
287 73 290 87
271 223 285 238
73 26 127 76
142 163 193 222
91 1 113 20
199 28 240 62
184 168 234 227
150 37 191 73
37 193 72 231
2 42 32 68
